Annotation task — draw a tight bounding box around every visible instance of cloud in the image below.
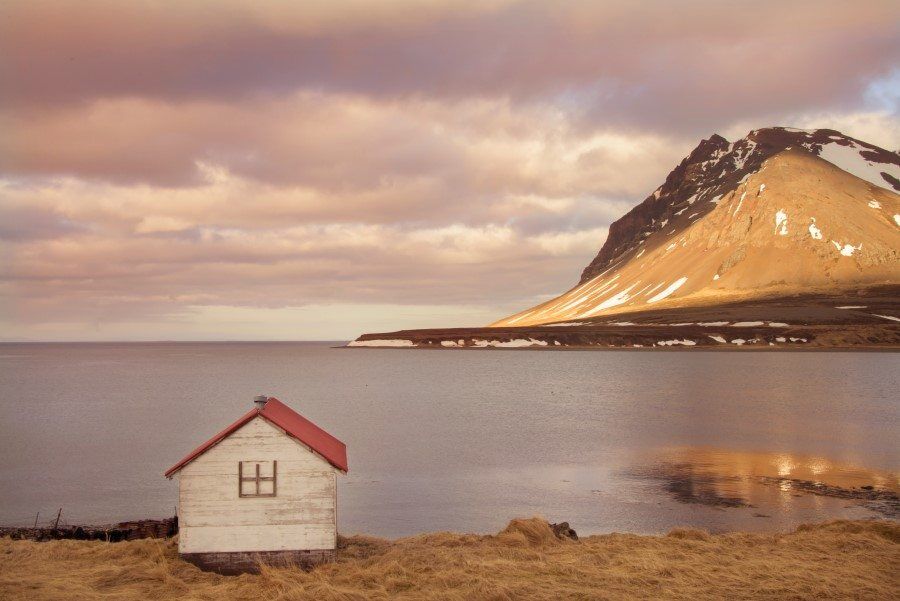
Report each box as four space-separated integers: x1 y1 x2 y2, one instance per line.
0 302 509 342
134 216 195 235
1 93 686 194
0 201 84 241
2 0 898 133
1 212 603 332
0 95 660 336
2 0 899 339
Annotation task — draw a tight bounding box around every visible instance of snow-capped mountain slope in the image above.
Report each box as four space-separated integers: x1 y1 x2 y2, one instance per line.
492 128 900 327
579 128 899 285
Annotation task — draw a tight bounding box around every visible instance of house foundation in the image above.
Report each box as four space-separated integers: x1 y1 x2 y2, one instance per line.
181 549 335 574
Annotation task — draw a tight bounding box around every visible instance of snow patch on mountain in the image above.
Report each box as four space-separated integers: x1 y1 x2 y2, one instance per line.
871 314 900 322
647 277 688 304
831 240 862 257
348 339 415 347
473 338 549 348
808 218 823 240
774 210 789 235
583 284 639 315
818 141 900 193
656 339 697 346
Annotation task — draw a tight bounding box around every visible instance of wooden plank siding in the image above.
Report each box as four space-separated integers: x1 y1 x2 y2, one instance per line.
177 417 338 554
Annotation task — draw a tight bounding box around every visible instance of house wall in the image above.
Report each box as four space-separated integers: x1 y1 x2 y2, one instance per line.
178 416 337 554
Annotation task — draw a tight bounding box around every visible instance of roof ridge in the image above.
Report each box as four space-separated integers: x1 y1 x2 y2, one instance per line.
164 397 348 477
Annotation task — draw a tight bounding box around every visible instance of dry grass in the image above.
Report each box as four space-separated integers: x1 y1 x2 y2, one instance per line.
1 518 898 600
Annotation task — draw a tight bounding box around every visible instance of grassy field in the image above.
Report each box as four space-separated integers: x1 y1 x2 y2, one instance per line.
1 518 897 600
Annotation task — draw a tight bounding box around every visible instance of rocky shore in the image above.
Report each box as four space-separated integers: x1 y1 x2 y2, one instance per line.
0 517 177 543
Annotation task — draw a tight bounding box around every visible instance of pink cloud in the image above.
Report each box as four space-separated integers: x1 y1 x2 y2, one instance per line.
2 0 898 338
1 1 897 130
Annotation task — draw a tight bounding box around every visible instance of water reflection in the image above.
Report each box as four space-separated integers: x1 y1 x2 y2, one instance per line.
629 447 899 518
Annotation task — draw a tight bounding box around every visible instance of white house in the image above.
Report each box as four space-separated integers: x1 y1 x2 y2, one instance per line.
164 395 348 574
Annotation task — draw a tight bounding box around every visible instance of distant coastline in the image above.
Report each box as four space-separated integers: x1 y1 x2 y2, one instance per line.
349 286 900 351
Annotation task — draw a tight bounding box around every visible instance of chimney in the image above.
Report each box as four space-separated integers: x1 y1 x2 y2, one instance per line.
253 395 268 409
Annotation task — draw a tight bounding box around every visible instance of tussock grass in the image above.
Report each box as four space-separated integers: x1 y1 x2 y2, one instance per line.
1 519 897 600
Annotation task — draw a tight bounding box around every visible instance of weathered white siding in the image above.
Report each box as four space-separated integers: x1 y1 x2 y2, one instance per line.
178 417 337 553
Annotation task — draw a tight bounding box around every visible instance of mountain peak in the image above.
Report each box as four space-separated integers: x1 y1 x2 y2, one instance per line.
577 127 900 285
495 144 899 328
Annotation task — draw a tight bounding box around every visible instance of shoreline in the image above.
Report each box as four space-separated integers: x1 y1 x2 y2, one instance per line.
2 518 897 600
341 344 900 352
0 517 177 543
5 465 897 539
349 287 900 350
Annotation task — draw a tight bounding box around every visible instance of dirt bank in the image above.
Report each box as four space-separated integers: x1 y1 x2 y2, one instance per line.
350 286 900 350
2 518 897 600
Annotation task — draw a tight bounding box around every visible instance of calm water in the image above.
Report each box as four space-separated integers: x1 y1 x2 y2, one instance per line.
0 343 897 537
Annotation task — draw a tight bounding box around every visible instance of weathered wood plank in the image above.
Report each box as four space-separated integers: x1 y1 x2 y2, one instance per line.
182 510 335 528
180 524 335 553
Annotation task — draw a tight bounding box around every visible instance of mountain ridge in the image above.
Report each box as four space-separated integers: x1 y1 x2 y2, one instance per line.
350 126 900 349
579 127 900 285
491 128 899 328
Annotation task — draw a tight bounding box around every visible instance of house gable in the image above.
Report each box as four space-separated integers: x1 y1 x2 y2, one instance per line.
165 397 348 477
179 416 335 478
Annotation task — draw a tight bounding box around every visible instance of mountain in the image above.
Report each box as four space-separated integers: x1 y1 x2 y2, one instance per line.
352 127 900 349
492 128 900 327
580 128 898 287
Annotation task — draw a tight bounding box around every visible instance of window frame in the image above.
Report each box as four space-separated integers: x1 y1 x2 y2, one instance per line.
238 460 277 498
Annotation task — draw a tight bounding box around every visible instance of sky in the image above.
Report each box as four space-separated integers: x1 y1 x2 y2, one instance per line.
1 0 899 341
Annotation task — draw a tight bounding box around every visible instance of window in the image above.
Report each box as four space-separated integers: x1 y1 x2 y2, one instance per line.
238 460 277 497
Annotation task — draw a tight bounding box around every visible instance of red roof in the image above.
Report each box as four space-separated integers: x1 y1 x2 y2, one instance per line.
164 397 348 477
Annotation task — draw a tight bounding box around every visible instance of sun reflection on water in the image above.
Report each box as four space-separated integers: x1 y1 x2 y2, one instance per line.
630 446 898 518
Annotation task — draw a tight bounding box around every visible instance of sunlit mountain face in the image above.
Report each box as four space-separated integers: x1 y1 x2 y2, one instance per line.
494 128 900 328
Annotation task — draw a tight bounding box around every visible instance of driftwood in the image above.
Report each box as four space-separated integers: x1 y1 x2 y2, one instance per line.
0 517 177 542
